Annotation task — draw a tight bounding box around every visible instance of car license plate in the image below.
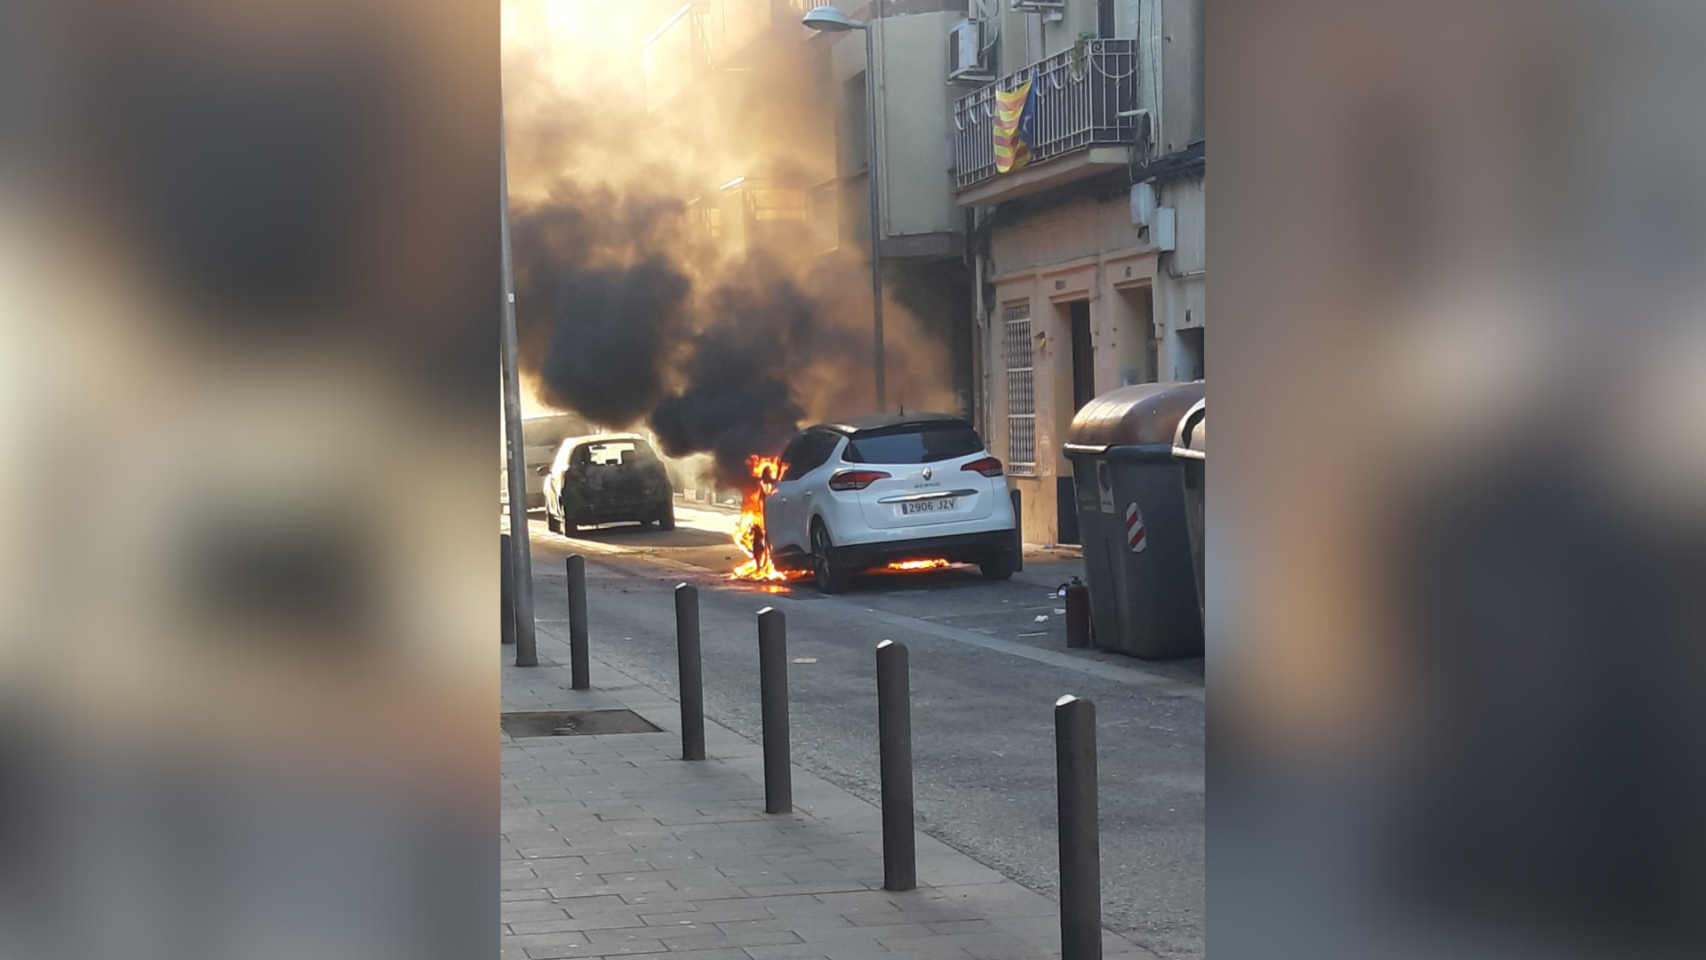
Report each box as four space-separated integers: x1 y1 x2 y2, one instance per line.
901 498 955 516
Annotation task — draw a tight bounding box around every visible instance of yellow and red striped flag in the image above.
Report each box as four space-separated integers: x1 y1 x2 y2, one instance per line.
993 77 1037 174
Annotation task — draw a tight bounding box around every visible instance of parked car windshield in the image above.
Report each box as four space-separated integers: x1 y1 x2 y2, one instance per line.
843 422 983 464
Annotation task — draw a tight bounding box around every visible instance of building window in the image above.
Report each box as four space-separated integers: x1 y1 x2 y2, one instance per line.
843 73 868 175
1003 302 1036 476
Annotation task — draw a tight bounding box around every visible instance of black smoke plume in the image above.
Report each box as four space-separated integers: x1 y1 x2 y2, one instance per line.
501 28 944 487
510 183 696 427
533 255 689 426
651 261 868 476
512 186 874 485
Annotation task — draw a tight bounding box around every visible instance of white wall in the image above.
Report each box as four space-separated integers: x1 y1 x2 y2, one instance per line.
1158 175 1205 380
877 12 962 239
830 11 963 241
986 181 1202 372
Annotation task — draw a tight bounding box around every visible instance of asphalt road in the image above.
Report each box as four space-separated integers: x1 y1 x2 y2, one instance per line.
513 501 1205 960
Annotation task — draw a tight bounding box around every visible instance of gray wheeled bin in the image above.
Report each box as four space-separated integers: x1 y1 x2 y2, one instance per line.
1172 399 1206 623
1063 382 1205 660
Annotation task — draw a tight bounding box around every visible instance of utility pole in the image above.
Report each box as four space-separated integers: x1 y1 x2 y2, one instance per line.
863 17 886 412
803 6 886 412
499 107 538 667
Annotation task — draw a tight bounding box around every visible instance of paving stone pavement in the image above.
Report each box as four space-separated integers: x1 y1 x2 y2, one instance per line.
502 642 1161 960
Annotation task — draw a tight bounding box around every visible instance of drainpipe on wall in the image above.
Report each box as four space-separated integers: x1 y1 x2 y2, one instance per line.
873 0 888 241
971 207 990 441
972 266 986 435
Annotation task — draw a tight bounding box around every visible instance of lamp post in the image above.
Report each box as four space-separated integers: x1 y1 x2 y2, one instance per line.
804 6 885 412
499 106 538 666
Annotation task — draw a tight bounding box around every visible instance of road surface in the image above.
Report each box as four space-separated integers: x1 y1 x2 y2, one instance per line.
512 500 1204 960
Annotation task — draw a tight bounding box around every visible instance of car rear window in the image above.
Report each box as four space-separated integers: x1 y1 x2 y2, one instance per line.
582 441 656 466
842 422 984 465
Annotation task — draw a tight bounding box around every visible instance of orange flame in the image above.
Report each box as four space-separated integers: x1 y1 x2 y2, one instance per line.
885 559 952 572
731 454 805 582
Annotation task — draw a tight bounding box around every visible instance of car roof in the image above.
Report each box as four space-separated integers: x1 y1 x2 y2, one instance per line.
814 412 969 437
562 433 650 448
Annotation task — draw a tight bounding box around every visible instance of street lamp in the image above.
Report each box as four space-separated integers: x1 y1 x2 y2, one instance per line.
804 6 886 412
498 106 538 666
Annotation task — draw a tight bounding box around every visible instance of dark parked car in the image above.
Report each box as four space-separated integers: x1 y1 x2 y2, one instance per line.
540 434 675 535
502 413 591 509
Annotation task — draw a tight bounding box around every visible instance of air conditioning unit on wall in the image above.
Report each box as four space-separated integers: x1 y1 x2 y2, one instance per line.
1012 0 1067 10
948 19 994 82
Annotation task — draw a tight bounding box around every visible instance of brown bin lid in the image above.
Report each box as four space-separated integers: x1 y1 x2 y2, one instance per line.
1065 381 1205 451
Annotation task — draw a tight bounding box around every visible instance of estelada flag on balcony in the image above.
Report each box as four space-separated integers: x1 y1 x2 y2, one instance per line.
993 76 1037 174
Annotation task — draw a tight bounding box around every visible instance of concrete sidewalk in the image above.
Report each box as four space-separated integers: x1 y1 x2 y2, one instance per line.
502 639 1161 960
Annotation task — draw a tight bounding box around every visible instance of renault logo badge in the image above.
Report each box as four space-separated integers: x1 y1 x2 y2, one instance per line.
922 467 933 481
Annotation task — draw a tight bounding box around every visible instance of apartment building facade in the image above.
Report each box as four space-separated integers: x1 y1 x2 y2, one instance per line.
643 1 977 417
804 1 978 417
951 0 1204 545
800 0 1204 545
643 1 1202 544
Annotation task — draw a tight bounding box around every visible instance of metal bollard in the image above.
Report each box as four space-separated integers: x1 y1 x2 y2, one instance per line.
501 534 516 646
757 607 792 814
1011 488 1024 572
1065 579 1091 649
876 640 916 891
1055 695 1102 960
675 584 705 761
567 555 590 691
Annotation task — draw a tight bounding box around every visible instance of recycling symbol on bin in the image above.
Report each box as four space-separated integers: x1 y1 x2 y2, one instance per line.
1125 503 1147 553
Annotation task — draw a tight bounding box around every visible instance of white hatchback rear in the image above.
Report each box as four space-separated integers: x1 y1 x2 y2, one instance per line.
764 415 1017 593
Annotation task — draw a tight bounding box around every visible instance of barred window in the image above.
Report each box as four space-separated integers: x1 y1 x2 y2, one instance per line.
1002 303 1036 475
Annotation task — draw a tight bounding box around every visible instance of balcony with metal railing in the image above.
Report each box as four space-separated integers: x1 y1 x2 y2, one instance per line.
952 39 1143 206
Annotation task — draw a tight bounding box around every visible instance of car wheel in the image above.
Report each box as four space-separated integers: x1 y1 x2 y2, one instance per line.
811 521 850 595
980 549 1016 581
657 502 676 531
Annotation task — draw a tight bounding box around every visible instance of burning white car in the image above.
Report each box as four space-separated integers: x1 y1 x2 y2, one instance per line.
760 414 1017 593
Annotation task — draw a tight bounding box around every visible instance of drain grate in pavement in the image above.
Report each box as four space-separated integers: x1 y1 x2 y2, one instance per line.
501 709 662 738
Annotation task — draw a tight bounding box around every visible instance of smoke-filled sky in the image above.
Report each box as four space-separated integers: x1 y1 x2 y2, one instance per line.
501 0 951 483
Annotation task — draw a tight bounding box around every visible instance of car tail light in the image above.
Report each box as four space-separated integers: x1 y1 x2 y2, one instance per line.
828 470 891 491
962 456 1004 478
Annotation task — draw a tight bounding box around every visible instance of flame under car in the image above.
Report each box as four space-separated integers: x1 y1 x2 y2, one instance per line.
760 414 1018 593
